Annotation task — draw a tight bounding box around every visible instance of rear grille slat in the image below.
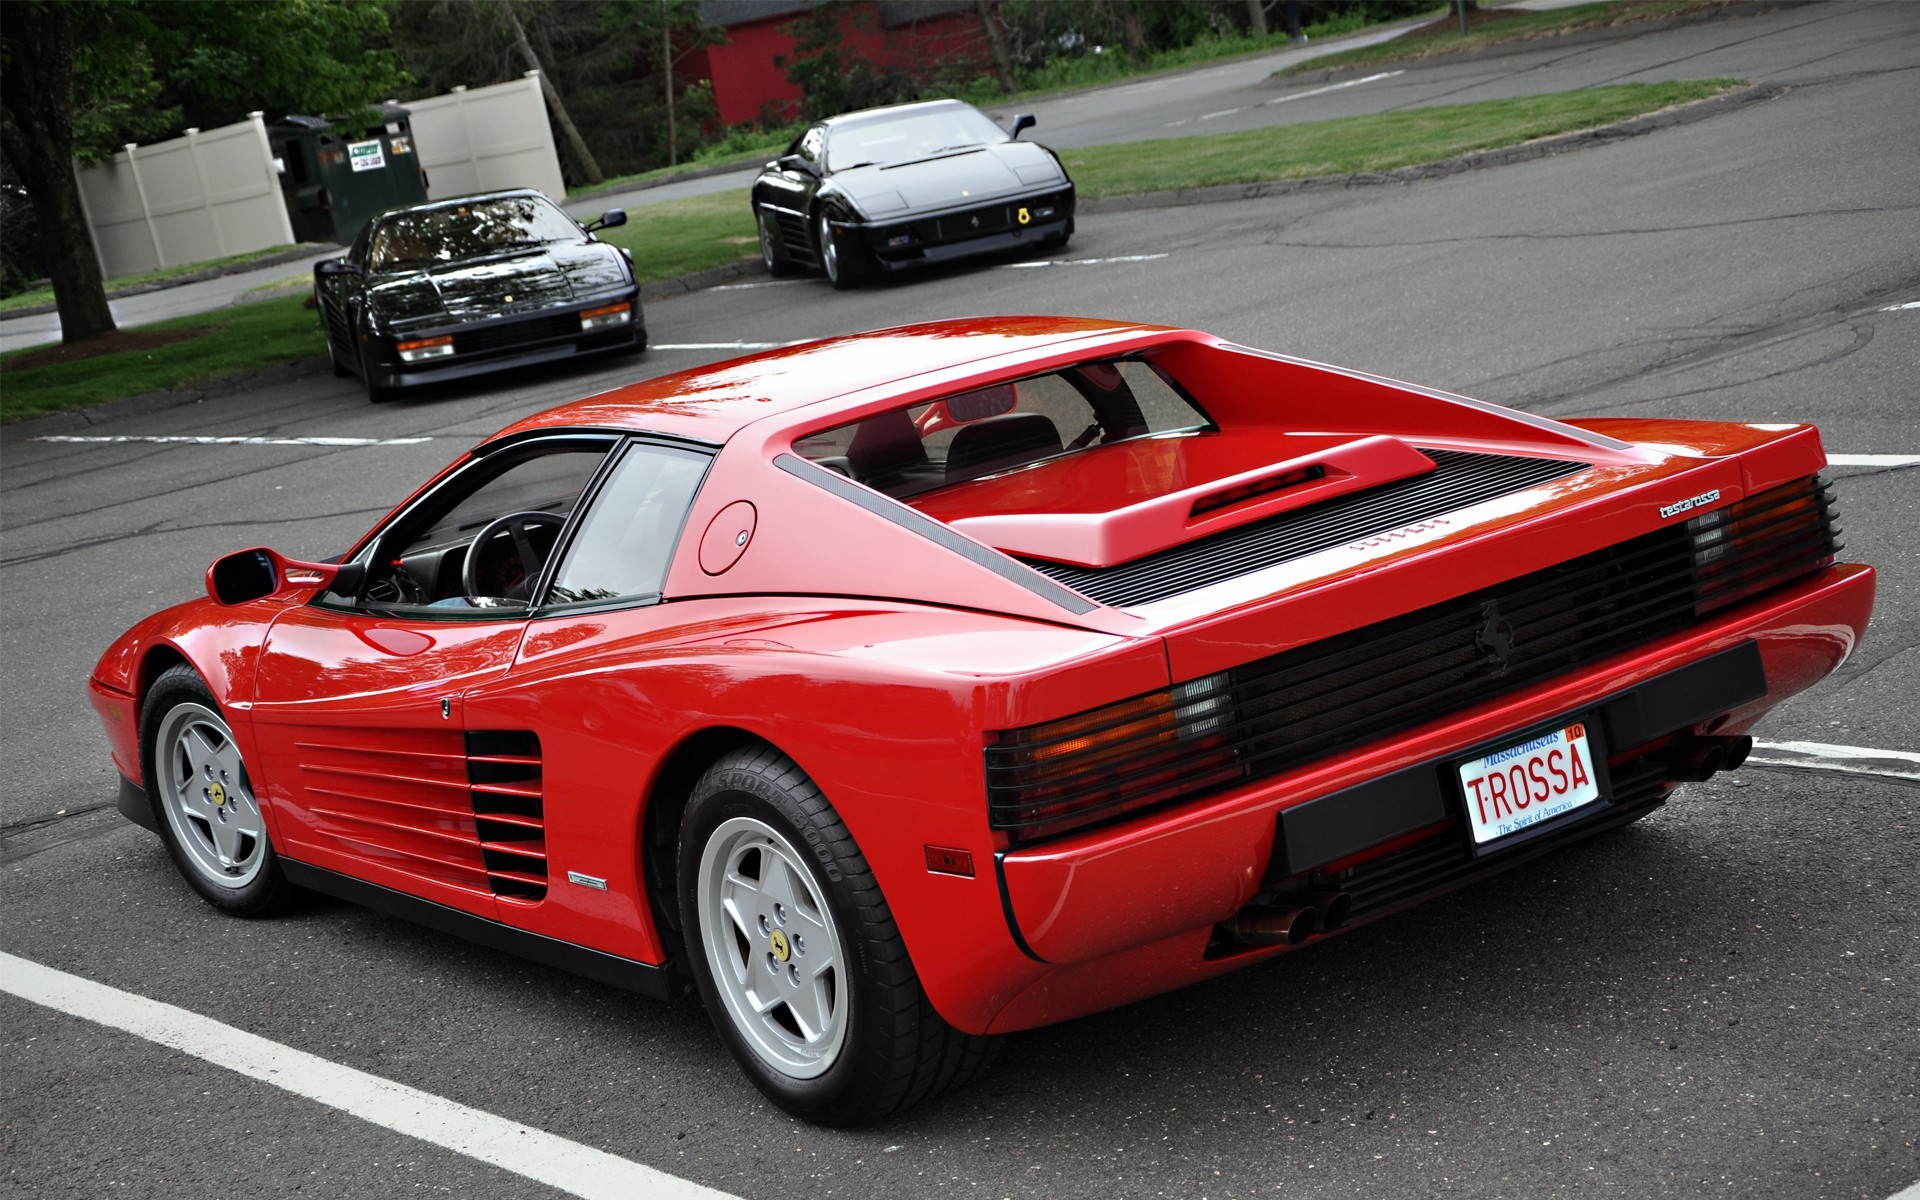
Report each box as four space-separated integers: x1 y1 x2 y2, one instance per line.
989 476 1840 843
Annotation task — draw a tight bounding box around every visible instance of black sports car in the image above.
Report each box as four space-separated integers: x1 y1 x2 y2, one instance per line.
314 189 645 402
750 99 1075 289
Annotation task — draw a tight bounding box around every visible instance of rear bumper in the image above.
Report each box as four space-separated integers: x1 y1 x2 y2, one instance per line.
973 562 1873 1033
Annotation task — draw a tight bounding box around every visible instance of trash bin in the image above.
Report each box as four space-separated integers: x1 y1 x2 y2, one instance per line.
271 103 429 244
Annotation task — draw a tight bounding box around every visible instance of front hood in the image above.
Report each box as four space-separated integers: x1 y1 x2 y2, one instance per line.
839 142 1066 216
368 243 628 324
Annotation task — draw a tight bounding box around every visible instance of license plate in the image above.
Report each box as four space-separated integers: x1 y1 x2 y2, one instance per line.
1457 721 1602 846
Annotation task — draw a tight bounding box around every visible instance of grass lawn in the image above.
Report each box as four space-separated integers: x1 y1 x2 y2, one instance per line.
1 295 322 422
1063 78 1742 197
1 78 1743 422
1279 0 1737 77
593 190 758 281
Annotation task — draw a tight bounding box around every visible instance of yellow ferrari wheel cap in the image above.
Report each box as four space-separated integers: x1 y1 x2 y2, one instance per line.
209 782 228 808
769 928 791 962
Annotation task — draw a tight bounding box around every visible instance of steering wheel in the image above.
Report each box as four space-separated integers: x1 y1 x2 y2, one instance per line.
462 511 565 600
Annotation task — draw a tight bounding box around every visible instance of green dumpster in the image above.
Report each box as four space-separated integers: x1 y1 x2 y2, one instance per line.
271 103 430 245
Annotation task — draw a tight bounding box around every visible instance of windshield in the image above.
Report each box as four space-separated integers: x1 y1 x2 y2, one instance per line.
370 195 583 270
825 106 1009 171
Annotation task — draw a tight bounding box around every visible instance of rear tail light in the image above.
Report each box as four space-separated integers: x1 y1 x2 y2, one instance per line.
1688 477 1838 615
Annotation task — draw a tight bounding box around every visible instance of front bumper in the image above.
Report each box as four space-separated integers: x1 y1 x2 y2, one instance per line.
849 187 1076 273
970 562 1873 1034
365 294 645 390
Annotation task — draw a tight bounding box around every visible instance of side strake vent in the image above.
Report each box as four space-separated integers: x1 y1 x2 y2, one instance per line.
1022 449 1591 608
465 730 547 902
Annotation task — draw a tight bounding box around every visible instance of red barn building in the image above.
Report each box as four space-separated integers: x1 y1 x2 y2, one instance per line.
692 1 993 126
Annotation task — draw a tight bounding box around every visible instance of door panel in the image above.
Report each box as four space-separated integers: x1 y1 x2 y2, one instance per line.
252 605 527 917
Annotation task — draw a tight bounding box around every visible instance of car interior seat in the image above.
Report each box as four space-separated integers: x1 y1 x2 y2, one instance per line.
944 413 1063 481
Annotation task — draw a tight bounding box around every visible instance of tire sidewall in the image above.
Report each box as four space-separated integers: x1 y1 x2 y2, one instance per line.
677 762 874 1118
140 665 291 917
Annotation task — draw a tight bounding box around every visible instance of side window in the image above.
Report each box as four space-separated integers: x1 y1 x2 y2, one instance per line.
546 443 710 607
345 442 612 613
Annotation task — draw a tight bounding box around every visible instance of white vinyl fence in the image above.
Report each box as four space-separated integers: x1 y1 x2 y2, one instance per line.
76 113 295 280
398 73 566 203
73 75 566 281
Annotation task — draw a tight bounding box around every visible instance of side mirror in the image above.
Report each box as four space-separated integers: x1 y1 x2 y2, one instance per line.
315 258 359 277
778 154 815 175
586 208 626 233
1010 114 1037 140
207 547 362 606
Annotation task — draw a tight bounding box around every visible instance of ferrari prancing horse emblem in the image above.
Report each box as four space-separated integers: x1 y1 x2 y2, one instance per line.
769 928 792 962
1017 207 1031 225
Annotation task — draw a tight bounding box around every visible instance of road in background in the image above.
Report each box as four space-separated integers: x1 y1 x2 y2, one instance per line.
3 3 1916 1198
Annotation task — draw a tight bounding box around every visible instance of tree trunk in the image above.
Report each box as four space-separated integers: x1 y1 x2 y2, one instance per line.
663 0 677 167
1246 0 1268 39
502 2 603 186
976 1 1018 95
0 4 117 342
1118 3 1150 67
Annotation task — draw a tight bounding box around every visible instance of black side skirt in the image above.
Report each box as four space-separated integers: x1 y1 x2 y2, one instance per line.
279 860 676 1002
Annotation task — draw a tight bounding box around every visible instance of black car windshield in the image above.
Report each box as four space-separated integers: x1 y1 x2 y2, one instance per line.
370 196 583 270
825 106 1009 171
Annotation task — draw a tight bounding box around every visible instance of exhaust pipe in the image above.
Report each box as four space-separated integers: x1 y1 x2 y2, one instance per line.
1663 735 1754 783
1227 905 1317 947
1268 890 1353 932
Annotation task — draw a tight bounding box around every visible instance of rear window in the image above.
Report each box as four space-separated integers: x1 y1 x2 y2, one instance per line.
792 359 1209 499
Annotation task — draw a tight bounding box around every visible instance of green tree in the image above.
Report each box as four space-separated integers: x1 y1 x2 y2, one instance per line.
0 0 407 343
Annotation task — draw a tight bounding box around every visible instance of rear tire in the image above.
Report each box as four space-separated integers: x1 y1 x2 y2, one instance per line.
758 210 797 277
677 745 996 1125
141 664 298 918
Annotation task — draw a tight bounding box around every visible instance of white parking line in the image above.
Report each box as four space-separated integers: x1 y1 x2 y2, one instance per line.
651 340 797 350
708 279 808 292
1879 300 1920 311
1826 455 1920 467
0 951 739 1200
1748 740 1920 786
33 435 433 446
1002 253 1171 269
1163 70 1403 127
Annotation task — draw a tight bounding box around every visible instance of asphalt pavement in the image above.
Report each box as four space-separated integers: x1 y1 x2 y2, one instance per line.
3 2 1916 1198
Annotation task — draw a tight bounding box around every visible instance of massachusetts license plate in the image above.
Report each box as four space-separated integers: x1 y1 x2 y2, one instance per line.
1457 721 1602 846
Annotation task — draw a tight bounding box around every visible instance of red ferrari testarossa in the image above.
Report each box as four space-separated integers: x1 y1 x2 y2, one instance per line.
90 317 1873 1124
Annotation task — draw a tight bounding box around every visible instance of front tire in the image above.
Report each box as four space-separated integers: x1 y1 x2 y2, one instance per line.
814 210 865 291
141 664 297 917
677 746 995 1125
360 343 396 403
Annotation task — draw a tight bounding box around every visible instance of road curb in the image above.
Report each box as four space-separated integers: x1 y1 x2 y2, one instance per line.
1079 82 1785 216
1276 0 1813 87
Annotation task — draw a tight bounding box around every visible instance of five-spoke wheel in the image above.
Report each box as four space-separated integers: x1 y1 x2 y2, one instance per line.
142 664 296 916
677 745 996 1125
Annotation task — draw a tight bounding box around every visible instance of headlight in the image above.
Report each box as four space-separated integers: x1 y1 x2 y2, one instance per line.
580 302 633 331
396 335 454 362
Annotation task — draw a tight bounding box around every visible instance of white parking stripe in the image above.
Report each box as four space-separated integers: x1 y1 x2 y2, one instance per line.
1002 254 1171 269
1827 454 1920 467
33 435 433 446
1748 741 1920 785
1162 70 1403 127
708 279 808 292
1879 300 1920 311
0 951 740 1200
651 341 796 350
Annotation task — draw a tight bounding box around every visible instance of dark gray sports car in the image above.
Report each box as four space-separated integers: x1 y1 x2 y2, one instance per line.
314 189 645 402
750 99 1076 289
